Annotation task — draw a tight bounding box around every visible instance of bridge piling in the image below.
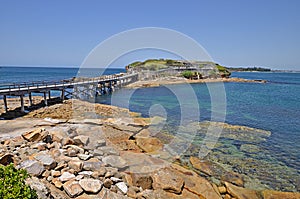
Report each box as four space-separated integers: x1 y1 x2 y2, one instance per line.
43 92 48 106
3 95 8 112
29 93 33 107
20 95 24 112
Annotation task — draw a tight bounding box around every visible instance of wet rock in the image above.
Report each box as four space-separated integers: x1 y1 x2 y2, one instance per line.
189 156 214 176
102 155 128 169
22 128 48 142
240 144 261 153
0 153 14 166
221 171 244 187
261 190 300 199
19 160 45 176
63 180 84 198
74 135 89 146
136 137 163 153
59 172 76 182
34 152 57 169
79 178 103 193
116 182 128 194
152 167 184 194
68 160 83 172
225 182 260 199
26 177 49 199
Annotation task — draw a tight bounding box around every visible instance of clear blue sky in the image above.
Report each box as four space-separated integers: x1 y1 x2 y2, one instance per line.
0 0 299 70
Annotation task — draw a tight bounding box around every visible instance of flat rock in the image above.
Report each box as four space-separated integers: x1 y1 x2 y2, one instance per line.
131 173 153 190
19 160 45 176
171 164 221 199
116 182 128 194
22 128 48 142
261 190 300 199
68 160 83 172
136 137 163 153
63 180 84 198
152 167 184 194
97 146 119 156
79 178 103 193
59 172 76 182
225 182 260 199
74 135 89 146
102 155 128 169
83 161 103 171
34 152 56 169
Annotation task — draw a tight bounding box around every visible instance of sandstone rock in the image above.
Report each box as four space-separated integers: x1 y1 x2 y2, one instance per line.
97 187 131 199
189 156 214 176
65 145 85 154
98 146 119 156
134 129 151 138
77 154 92 161
22 128 49 142
261 190 300 199
26 177 49 199
111 177 122 183
51 131 67 143
0 153 14 165
221 171 244 187
152 167 184 194
74 135 89 146
62 138 74 146
102 155 128 169
225 182 260 199
97 139 106 147
34 152 57 169
83 161 103 171
51 170 61 177
131 173 153 190
59 172 76 182
79 178 103 193
147 189 200 199
68 160 83 172
103 178 113 188
63 180 84 198
218 186 227 194
52 178 63 189
116 182 128 194
136 137 163 153
171 164 221 199
19 160 45 176
127 186 138 198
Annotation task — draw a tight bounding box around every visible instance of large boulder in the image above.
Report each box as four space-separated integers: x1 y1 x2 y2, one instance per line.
225 182 260 199
63 180 84 198
152 167 184 194
79 178 103 194
22 128 49 142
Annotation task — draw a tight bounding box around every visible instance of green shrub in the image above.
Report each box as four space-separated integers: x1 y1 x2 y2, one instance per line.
181 71 194 79
0 163 37 199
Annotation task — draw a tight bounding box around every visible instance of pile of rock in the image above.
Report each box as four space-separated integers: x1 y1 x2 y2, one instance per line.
0 117 299 199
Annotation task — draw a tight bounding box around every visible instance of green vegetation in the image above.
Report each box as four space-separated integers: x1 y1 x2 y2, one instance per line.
0 163 37 199
216 64 231 77
227 66 271 72
181 71 202 79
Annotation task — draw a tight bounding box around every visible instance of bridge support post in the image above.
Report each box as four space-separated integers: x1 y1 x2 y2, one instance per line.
20 95 25 112
43 92 48 106
3 95 8 112
28 93 33 107
48 91 51 100
61 89 65 101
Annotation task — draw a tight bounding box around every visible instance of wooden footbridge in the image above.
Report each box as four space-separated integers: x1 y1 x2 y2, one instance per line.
0 73 138 112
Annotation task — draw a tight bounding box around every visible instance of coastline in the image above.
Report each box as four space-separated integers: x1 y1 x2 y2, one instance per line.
0 98 299 198
125 77 267 88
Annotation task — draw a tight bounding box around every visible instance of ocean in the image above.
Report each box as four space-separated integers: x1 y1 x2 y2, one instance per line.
0 67 299 191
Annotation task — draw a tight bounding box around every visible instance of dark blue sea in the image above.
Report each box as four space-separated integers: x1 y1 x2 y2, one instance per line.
0 67 299 191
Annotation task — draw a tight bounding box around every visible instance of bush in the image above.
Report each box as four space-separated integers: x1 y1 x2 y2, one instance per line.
0 163 37 199
181 71 194 79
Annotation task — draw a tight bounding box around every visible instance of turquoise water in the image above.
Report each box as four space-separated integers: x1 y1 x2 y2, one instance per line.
98 71 300 191
0 67 299 191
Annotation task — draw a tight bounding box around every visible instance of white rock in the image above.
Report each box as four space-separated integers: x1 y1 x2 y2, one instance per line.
116 182 128 194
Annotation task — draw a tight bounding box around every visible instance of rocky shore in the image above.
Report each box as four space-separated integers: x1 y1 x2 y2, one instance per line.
125 77 267 88
0 99 299 199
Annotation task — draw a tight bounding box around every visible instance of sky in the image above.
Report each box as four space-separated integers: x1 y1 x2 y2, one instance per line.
0 0 299 70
